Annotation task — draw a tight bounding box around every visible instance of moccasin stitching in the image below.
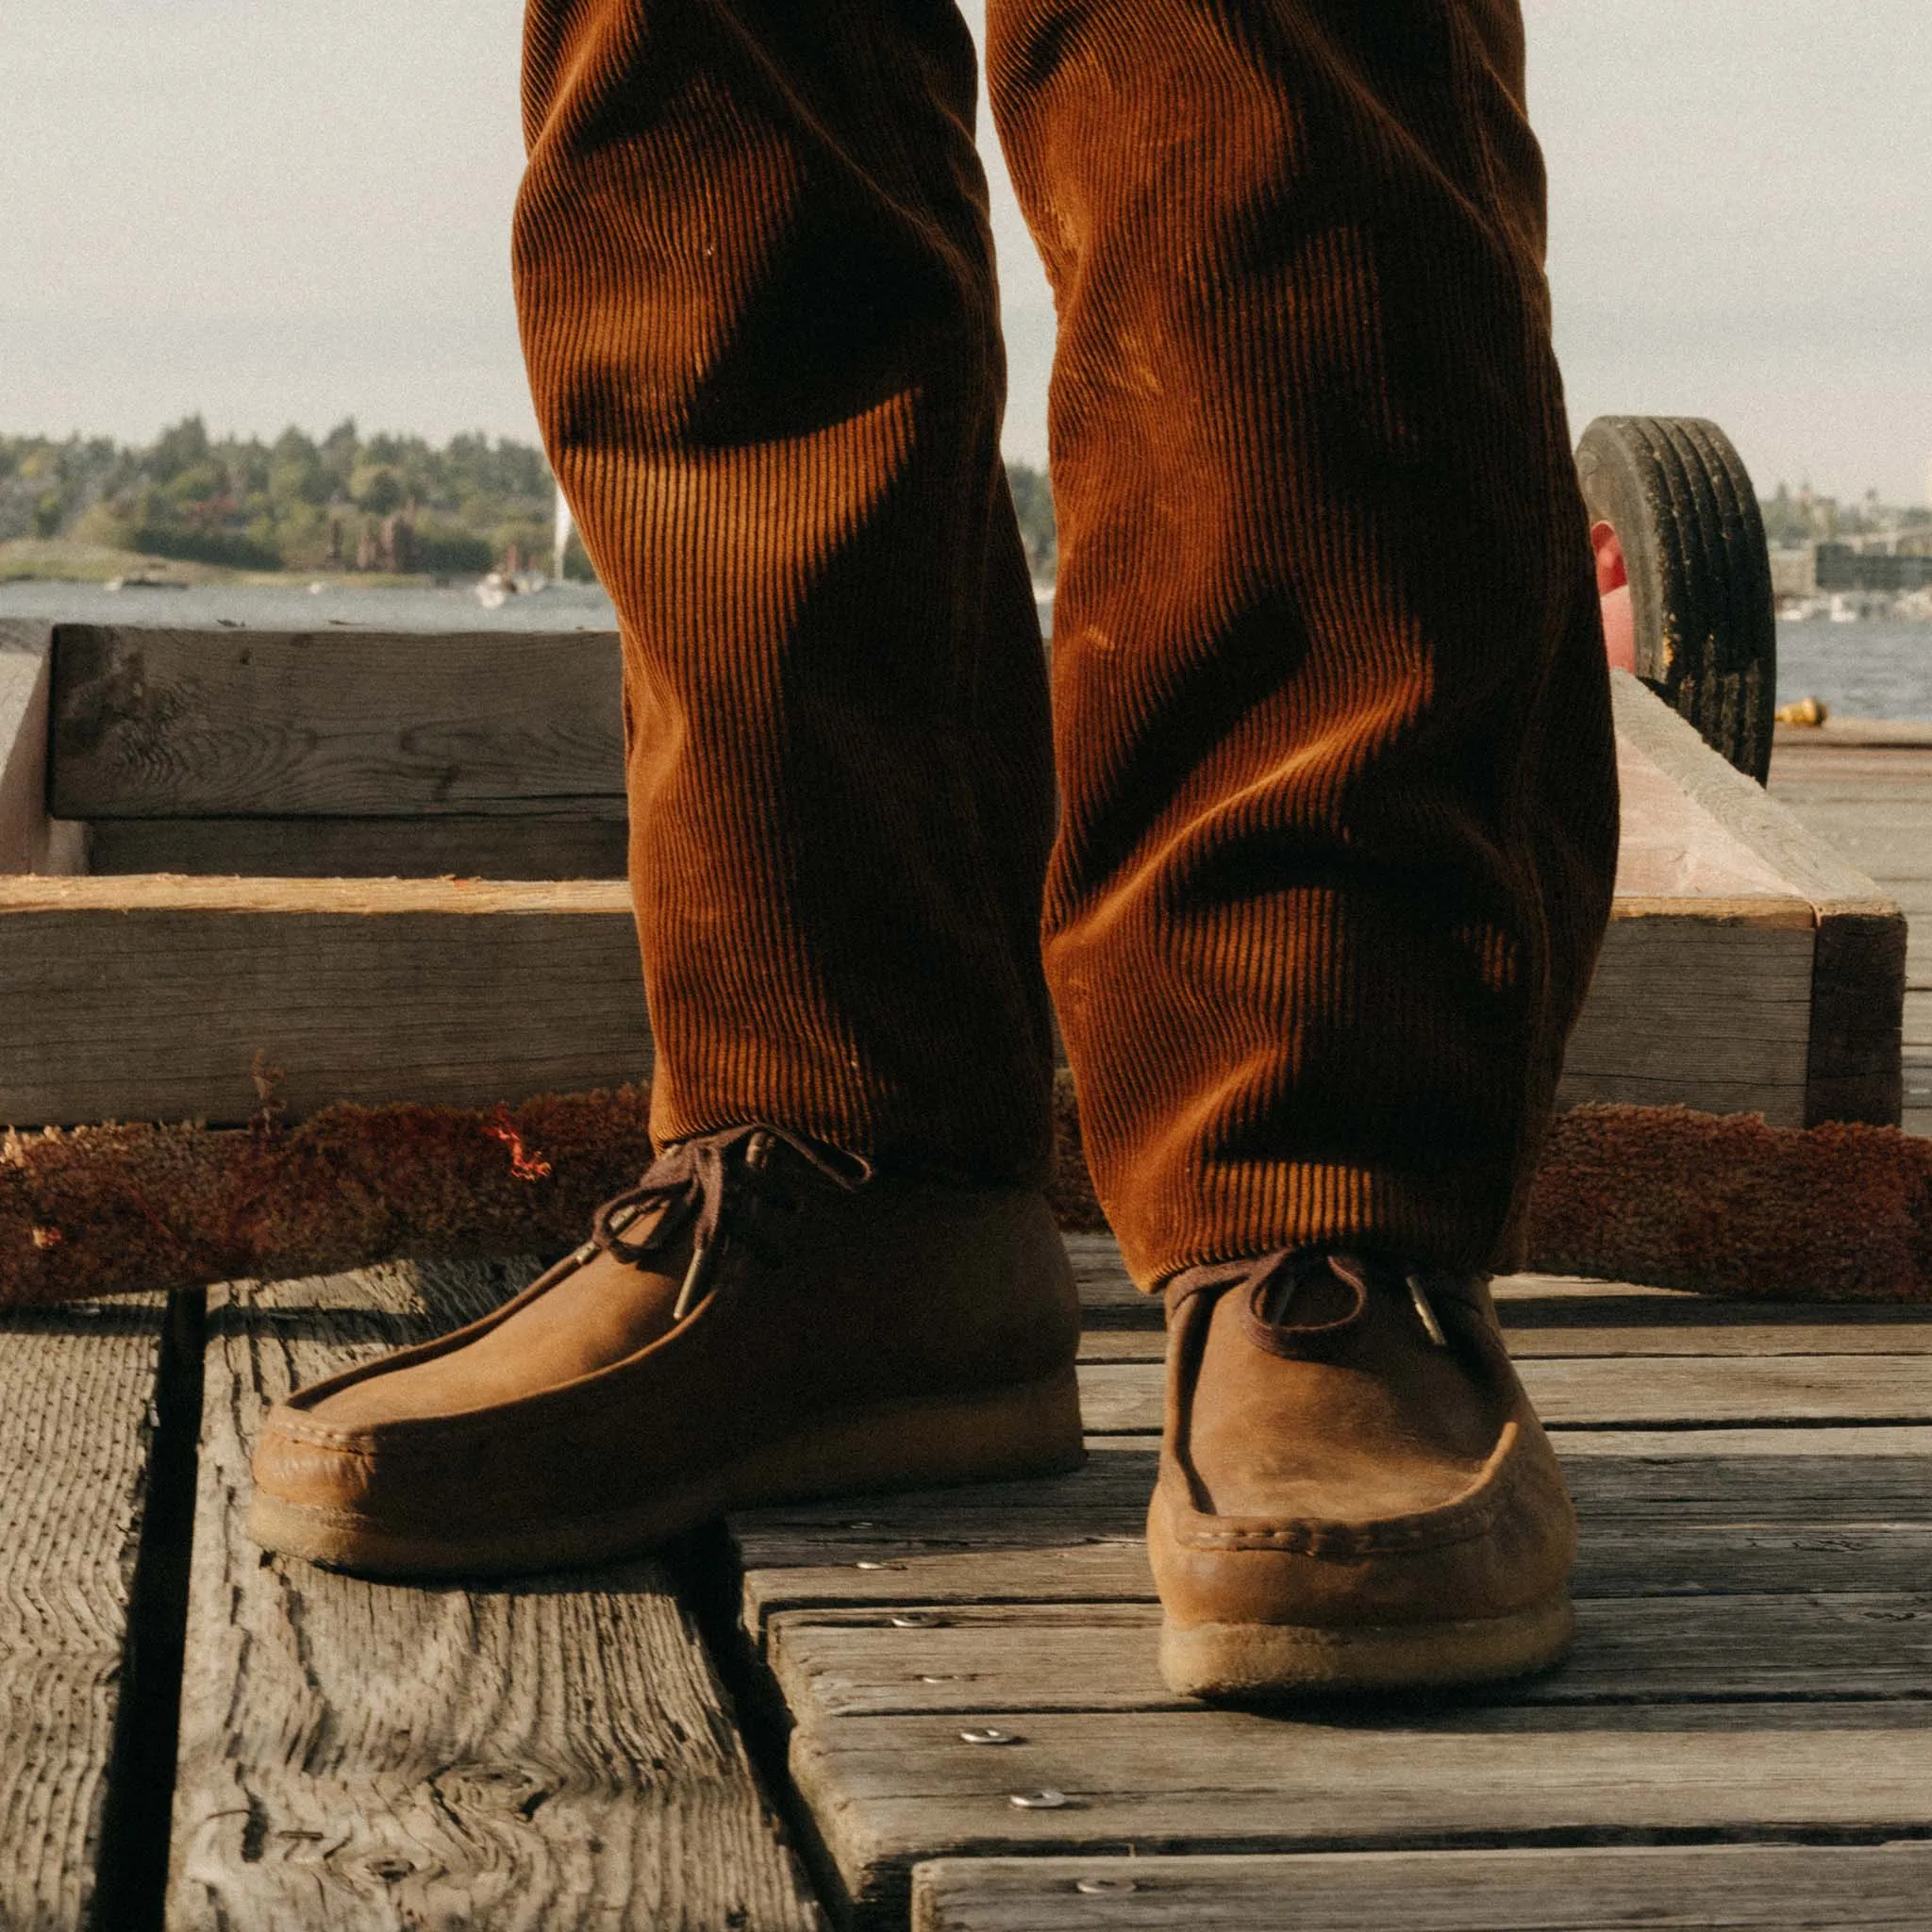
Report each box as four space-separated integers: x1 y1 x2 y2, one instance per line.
1160 1416 1563 1556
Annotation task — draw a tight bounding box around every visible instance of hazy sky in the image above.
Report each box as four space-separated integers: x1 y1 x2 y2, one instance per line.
3 0 1926 501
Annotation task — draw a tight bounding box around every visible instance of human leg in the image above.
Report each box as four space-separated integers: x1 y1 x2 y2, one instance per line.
988 0 1618 1690
247 0 1084 1574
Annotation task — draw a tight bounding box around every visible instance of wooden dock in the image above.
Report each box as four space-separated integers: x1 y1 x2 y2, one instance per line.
3 719 1930 1929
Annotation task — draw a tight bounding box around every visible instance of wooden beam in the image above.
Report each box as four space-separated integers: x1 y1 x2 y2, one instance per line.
86 814 628 879
48 626 625 820
1612 671 1907 1124
0 875 650 1125
167 1260 824 1931
0 623 87 874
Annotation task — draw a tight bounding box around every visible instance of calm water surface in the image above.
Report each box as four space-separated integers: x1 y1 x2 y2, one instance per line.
3 582 1927 719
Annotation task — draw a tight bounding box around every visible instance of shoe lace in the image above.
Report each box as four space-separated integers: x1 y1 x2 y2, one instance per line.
1174 1248 1452 1350
587 1124 871 1319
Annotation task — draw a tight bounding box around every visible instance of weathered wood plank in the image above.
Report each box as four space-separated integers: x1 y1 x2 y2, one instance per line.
0 874 649 1124
737 1524 1932 1620
1613 675 1907 1125
763 1591 1932 1716
912 1845 1932 1932
1775 716 1932 749
0 1298 163 1930
1073 1355 1932 1435
1611 731 1806 901
167 1259 824 1931
50 626 626 819
87 814 628 880
1617 675 1894 917
1555 913 1815 1124
1077 1317 1932 1359
730 1426 1932 1533
791 1706 1932 1922
0 621 88 874
730 1427 1932 1624
1070 1235 1932 1342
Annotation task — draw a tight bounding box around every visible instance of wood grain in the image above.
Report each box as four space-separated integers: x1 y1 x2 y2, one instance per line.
0 1297 162 1930
737 1524 1932 1621
87 814 628 880
791 1705 1932 1921
913 1845 1932 1931
1075 1315 1932 1360
1555 911 1815 1124
1069 1239 1932 1350
730 1425 1932 1629
1072 1354 1932 1434
49 626 625 819
0 621 88 875
763 1591 1932 1716
0 874 650 1124
1617 674 1893 918
167 1259 824 1932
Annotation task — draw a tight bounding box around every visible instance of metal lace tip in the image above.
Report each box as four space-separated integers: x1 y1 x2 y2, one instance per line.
673 1241 711 1322
1407 1270 1449 1347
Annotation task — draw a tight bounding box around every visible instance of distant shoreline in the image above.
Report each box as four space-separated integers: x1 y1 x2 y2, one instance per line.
0 538 520 592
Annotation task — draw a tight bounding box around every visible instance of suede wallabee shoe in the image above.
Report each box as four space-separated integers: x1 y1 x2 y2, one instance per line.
1150 1250 1576 1699
249 1124 1085 1577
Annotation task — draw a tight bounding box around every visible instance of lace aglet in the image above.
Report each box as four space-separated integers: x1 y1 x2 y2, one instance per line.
1407 1271 1449 1347
673 1241 711 1322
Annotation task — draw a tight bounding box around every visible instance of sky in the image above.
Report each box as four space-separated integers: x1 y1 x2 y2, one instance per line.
2 0 1927 504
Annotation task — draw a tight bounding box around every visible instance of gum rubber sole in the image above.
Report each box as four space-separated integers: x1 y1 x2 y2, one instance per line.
246 1364 1086 1579
1160 1591 1576 1700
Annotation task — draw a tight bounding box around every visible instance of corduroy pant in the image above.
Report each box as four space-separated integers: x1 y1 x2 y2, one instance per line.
513 0 1620 1287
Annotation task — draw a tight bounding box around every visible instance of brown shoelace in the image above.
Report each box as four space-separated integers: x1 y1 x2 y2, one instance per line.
588 1124 871 1317
1170 1249 1457 1355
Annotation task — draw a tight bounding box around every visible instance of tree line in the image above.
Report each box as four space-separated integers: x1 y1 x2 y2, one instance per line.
0 418 1060 583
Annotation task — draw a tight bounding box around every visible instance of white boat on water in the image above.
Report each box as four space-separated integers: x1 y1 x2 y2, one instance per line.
477 482 575 608
1828 592 1861 624
475 566 551 610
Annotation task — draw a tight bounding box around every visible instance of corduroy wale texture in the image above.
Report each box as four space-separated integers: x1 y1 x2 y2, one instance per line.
513 0 1619 1287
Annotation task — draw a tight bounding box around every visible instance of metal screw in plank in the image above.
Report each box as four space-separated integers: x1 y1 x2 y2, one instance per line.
960 1727 1021 1745
1075 1876 1137 1893
1008 1789 1069 1809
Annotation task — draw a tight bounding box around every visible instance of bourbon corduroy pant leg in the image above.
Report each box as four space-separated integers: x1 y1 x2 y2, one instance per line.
512 0 1620 1286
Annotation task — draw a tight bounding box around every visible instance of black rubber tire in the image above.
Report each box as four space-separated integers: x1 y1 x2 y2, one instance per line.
1574 415 1777 783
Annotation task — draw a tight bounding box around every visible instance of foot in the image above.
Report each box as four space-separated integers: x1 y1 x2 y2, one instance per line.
248 1124 1085 1576
1150 1250 1576 1698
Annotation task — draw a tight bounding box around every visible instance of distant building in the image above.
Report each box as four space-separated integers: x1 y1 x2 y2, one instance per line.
1770 547 1817 598
1815 543 1932 593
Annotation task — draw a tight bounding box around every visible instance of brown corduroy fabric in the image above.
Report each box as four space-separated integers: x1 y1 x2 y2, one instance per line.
513 0 1619 1287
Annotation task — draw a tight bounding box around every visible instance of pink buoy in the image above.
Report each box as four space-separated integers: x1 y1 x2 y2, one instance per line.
1592 519 1637 673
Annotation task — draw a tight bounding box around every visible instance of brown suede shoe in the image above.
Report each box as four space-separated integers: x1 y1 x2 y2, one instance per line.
1150 1251 1576 1699
249 1125 1084 1577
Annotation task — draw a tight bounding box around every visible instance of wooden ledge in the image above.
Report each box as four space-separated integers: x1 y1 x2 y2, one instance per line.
0 874 634 916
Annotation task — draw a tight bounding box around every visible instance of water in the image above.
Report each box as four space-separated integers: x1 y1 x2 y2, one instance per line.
3 583 1927 719
0 577 620 632
1774 619 1932 722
